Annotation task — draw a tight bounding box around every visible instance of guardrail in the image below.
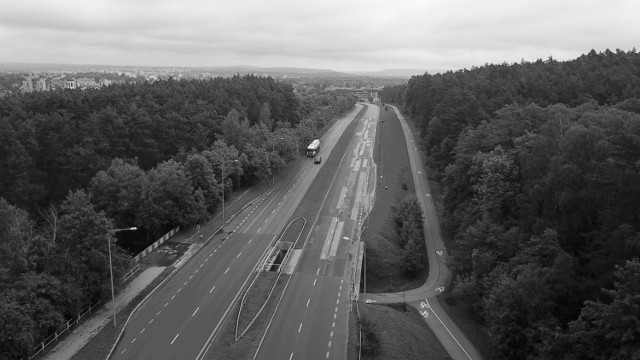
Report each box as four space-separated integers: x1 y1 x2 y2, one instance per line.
26 300 102 359
120 263 140 283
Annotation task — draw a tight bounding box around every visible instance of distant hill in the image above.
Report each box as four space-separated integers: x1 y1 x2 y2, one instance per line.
0 63 350 77
0 63 430 79
347 69 427 78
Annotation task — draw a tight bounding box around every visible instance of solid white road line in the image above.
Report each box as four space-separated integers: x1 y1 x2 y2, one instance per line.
425 298 473 360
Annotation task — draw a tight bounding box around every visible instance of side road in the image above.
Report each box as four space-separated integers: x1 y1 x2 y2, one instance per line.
363 106 484 360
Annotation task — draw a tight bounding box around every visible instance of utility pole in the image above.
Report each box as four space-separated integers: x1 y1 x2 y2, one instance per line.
272 137 283 185
221 158 238 221
108 227 137 326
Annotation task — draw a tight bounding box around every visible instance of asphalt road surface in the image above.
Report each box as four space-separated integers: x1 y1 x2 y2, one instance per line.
109 105 364 360
363 106 484 360
253 104 379 360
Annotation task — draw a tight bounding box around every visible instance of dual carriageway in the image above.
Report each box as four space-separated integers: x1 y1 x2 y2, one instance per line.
110 103 482 360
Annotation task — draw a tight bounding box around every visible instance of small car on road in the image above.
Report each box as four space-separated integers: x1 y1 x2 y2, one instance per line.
314 156 322 164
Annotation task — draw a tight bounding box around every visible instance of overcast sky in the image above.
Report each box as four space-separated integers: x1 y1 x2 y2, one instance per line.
1 0 638 73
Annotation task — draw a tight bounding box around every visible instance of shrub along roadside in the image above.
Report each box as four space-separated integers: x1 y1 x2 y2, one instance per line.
393 195 428 276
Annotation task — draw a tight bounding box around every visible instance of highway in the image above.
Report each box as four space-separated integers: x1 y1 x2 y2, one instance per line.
253 104 379 360
109 104 364 360
363 106 484 360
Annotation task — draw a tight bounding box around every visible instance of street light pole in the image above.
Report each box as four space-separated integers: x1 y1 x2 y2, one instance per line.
272 137 283 185
221 159 238 221
363 242 366 315
222 161 225 221
108 226 137 327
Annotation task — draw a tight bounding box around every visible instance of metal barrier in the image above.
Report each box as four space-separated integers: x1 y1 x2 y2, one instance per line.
27 300 102 359
132 226 180 263
120 263 140 283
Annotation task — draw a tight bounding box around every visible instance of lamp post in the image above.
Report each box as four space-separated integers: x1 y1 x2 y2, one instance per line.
108 226 137 327
272 137 283 185
221 159 238 221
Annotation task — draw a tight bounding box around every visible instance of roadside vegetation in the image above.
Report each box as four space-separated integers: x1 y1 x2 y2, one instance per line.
349 303 450 360
0 75 355 359
393 195 428 276
382 48 640 359
361 106 429 292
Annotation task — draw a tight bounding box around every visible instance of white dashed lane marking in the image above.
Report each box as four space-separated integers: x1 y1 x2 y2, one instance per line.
170 333 179 344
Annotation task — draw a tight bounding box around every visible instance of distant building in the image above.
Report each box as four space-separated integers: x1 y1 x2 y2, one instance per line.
36 78 48 91
51 78 66 90
100 79 112 87
21 79 34 93
329 87 378 101
76 77 98 89
66 79 77 89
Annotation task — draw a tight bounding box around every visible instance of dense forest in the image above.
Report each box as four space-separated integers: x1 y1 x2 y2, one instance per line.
382 49 640 359
0 75 355 359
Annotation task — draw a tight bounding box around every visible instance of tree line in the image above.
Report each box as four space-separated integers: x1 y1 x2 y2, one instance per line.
0 75 355 359
382 49 640 359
